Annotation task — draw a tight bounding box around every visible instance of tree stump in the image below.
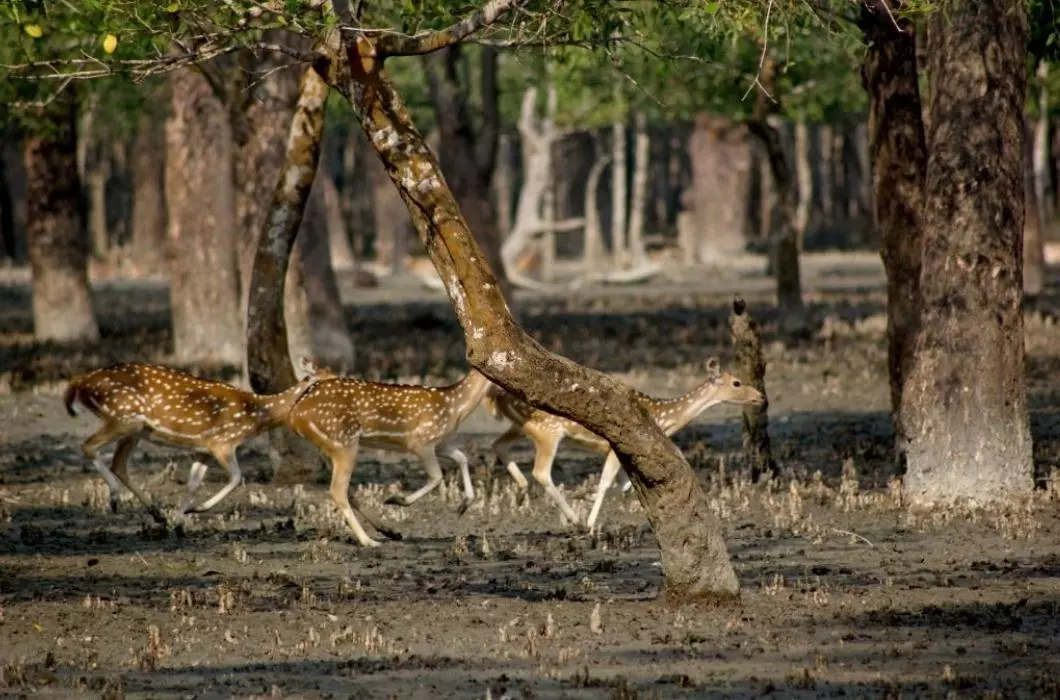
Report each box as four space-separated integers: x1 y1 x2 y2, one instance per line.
729 297 776 482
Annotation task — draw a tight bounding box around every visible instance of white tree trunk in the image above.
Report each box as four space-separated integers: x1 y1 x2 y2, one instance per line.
610 117 628 267
794 120 813 247
628 112 650 266
582 135 610 272
1034 61 1052 224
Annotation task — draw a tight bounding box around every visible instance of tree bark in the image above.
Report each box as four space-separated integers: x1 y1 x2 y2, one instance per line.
130 111 168 272
165 61 243 366
730 298 776 481
1024 118 1045 298
424 44 510 299
628 112 650 266
1033 61 1052 226
860 1 928 452
321 172 356 272
582 134 611 271
23 93 100 343
330 36 738 600
686 114 752 265
793 120 813 251
900 0 1033 504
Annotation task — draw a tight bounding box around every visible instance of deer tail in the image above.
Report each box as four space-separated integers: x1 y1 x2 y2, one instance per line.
63 377 83 417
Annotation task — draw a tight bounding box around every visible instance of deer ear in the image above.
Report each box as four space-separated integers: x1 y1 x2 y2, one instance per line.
705 358 721 376
297 356 318 379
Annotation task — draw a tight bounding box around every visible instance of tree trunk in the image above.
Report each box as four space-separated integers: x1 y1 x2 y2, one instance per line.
1033 61 1052 226
686 114 751 265
860 1 928 451
582 135 611 271
85 154 109 260
540 165 556 282
817 123 834 228
628 112 650 266
1024 119 1045 298
423 44 510 299
367 149 411 272
610 116 629 267
334 37 738 601
900 0 1033 504
23 93 100 344
130 111 168 272
793 120 813 250
494 133 514 237
0 140 20 262
165 61 243 366
730 298 776 481
321 172 356 272
298 171 356 369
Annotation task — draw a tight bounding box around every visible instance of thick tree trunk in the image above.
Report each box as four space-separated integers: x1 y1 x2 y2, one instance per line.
165 62 243 366
628 112 650 266
686 114 751 265
130 111 168 271
334 37 738 600
860 1 928 451
793 120 813 250
900 0 1033 504
24 94 100 343
424 44 510 299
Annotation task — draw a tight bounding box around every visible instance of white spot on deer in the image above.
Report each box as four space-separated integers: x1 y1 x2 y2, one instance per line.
472 328 484 340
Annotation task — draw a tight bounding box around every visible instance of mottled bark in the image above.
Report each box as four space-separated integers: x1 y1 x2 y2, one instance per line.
246 67 329 394
130 111 167 271
332 35 738 600
424 44 509 299
23 93 100 343
165 62 242 365
860 0 928 455
900 0 1033 504
729 298 775 481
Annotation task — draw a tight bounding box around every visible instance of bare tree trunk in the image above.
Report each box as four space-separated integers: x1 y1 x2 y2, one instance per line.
321 173 356 272
85 155 109 260
423 44 509 298
793 120 813 250
367 151 411 272
860 1 928 460
628 112 650 266
730 298 775 481
494 133 514 236
130 111 167 272
818 123 834 228
610 116 629 267
582 134 610 271
1024 118 1045 298
24 93 100 343
1034 61 1052 225
900 0 1033 504
686 114 752 265
165 63 242 366
336 38 738 601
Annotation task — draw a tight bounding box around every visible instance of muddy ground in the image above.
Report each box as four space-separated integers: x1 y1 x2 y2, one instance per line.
1 253 1060 699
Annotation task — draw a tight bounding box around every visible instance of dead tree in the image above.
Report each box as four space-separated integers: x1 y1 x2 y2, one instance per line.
729 297 776 481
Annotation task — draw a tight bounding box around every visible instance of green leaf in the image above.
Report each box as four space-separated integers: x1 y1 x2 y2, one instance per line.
705 2 720 15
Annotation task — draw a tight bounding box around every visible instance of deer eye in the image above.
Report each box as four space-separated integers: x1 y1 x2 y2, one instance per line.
733 380 741 387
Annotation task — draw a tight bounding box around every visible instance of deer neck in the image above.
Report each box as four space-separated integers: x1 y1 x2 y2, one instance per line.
655 381 723 434
446 369 492 423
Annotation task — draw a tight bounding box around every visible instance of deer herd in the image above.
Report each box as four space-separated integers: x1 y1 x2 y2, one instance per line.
63 354 764 546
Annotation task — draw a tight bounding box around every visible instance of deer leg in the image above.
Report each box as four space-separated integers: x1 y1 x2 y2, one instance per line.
80 422 144 514
108 433 167 525
586 450 624 532
384 447 444 507
326 445 382 547
437 442 474 515
181 446 242 514
528 436 579 525
491 426 530 503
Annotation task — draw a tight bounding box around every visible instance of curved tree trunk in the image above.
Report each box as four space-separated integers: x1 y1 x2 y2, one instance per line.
130 111 168 272
333 37 738 601
165 62 243 366
24 93 100 344
860 1 928 459
610 116 629 267
900 0 1033 504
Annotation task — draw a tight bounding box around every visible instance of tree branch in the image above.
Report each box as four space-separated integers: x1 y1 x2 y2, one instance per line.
374 0 527 56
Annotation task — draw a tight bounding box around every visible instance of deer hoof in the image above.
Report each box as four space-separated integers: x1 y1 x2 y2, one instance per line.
456 497 474 517
384 494 412 507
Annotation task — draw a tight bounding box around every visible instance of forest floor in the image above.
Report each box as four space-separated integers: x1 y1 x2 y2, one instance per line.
1 252 1060 699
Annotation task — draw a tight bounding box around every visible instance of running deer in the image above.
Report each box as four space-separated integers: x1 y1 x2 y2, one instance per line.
285 369 492 547
64 357 336 525
486 358 764 530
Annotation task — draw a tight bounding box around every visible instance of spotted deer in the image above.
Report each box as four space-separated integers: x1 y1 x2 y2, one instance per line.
64 357 336 525
486 358 765 530
285 369 492 547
